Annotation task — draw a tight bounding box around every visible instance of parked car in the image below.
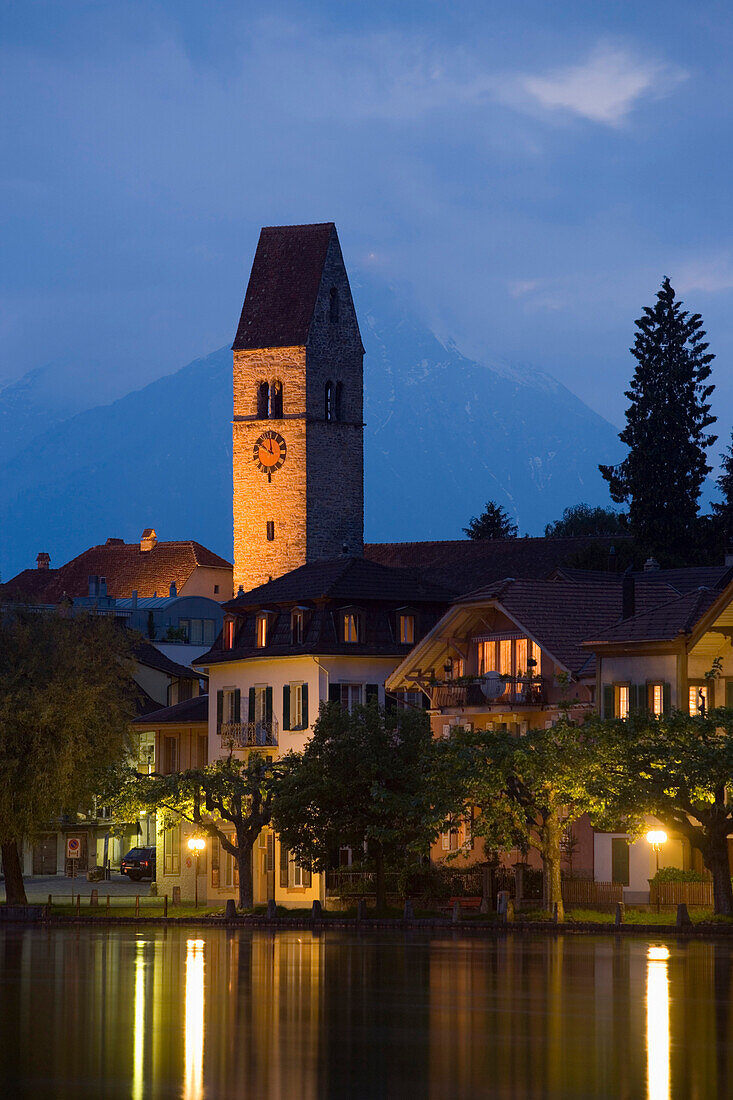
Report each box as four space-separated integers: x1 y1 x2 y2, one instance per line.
120 847 156 881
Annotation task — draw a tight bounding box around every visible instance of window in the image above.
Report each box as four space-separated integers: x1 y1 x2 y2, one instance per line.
291 683 303 728
270 380 283 418
163 736 178 775
291 609 304 644
615 684 630 719
329 286 339 324
256 613 268 648
163 823 180 875
343 612 360 643
189 619 203 646
477 636 540 677
325 381 334 422
224 619 234 650
398 614 415 645
340 683 362 713
266 520 275 542
279 843 312 889
197 734 208 768
648 683 664 717
689 684 709 716
218 687 240 727
214 585 219 595
203 619 216 645
257 381 269 418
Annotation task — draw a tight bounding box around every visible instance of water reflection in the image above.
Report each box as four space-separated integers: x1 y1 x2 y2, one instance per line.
0 928 732 1099
184 940 205 1100
646 946 670 1100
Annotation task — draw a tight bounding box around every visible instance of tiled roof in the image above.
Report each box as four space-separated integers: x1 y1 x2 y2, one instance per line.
133 640 201 680
0 538 232 603
232 223 334 350
225 556 454 607
132 694 208 726
585 587 722 645
364 536 628 594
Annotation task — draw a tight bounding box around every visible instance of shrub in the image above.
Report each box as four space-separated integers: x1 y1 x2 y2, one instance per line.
651 867 711 883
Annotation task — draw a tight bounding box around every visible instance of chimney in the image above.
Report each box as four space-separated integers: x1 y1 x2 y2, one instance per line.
99 577 107 597
105 537 124 546
88 575 99 597
607 545 616 573
169 581 177 598
622 568 635 620
140 528 157 552
644 557 660 573
36 552 50 570
725 540 733 568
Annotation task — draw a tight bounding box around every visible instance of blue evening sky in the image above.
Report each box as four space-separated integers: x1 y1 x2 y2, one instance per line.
2 0 733 435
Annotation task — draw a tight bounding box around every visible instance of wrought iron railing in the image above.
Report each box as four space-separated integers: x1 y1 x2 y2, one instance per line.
431 676 547 710
218 719 279 748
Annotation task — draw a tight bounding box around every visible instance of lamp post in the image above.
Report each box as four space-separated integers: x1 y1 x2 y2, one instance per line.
188 837 205 908
646 829 667 913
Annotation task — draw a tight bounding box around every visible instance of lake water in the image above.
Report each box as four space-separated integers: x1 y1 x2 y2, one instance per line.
1 926 731 1098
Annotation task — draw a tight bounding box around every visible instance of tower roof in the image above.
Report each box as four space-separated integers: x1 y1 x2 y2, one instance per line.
232 222 336 350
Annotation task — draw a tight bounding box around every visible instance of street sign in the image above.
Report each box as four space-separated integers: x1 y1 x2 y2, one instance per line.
66 837 81 860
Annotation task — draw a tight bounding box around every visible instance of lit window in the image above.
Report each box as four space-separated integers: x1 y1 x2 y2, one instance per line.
499 640 512 677
291 610 304 644
615 684 630 719
478 640 497 676
343 612 359 643
649 683 664 717
224 620 234 650
689 684 709 716
399 614 415 645
256 614 268 648
290 683 303 728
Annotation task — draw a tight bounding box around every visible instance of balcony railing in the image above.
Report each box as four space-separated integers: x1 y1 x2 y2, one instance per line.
218 718 279 748
431 675 547 710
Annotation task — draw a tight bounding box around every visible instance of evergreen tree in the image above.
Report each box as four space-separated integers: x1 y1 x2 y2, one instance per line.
712 430 733 539
463 501 518 540
599 278 716 563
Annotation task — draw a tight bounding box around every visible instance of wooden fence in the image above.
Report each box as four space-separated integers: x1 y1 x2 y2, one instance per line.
649 881 714 908
561 879 623 907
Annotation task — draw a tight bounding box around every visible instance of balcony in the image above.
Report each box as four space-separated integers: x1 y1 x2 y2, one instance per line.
218 718 279 748
431 675 547 711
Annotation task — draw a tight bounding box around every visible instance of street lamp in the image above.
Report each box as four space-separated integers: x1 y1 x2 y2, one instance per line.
646 829 668 913
187 837 205 908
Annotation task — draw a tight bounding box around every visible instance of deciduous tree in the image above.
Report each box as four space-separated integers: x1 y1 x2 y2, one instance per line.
544 503 626 538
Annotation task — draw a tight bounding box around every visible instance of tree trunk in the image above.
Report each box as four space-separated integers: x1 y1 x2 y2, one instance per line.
2 840 27 905
541 814 564 921
374 843 387 913
702 827 733 916
237 840 254 910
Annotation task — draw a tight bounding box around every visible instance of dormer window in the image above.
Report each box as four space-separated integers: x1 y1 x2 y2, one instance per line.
224 619 235 650
256 613 268 648
291 609 304 645
342 612 360 643
398 614 415 645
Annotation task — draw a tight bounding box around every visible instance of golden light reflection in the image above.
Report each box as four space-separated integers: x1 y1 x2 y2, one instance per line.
184 938 205 1100
132 940 147 1100
647 945 671 1100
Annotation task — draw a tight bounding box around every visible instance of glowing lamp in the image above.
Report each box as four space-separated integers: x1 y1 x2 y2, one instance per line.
646 830 667 848
188 837 206 852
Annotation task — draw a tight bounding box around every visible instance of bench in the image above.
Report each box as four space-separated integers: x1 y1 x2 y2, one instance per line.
447 896 482 911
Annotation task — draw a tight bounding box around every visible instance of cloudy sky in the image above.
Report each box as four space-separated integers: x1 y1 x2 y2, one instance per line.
3 0 733 432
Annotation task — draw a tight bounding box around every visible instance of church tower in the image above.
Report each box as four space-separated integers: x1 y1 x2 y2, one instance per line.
232 223 364 593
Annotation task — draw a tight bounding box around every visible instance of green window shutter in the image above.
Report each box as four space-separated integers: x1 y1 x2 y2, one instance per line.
279 842 289 889
266 833 274 873
265 686 273 723
329 683 341 705
301 683 308 728
303 866 312 888
611 838 630 886
366 684 379 705
628 684 638 714
233 689 241 723
602 684 614 718
248 688 256 722
726 681 733 709
282 685 291 731
216 691 223 725
635 685 647 716
663 682 672 715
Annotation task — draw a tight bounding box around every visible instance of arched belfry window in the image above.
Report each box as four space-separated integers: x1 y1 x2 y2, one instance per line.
270 380 283 418
335 381 343 422
325 381 334 422
257 381 269 418
329 287 339 324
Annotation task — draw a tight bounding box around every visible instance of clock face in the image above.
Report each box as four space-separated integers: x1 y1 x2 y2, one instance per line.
253 430 287 477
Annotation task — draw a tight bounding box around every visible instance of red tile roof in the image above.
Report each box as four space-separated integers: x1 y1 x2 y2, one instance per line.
232 223 335 350
585 586 722 645
0 539 232 603
132 694 208 726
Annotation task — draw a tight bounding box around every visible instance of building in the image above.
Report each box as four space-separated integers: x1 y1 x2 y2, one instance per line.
232 222 364 593
0 529 233 604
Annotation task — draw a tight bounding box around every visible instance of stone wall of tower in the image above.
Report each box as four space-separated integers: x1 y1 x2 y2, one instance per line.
305 234 364 559
232 346 308 593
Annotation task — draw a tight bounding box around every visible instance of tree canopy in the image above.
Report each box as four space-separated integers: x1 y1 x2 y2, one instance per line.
272 702 464 910
0 609 136 903
600 277 716 564
544 503 626 538
463 501 518 540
